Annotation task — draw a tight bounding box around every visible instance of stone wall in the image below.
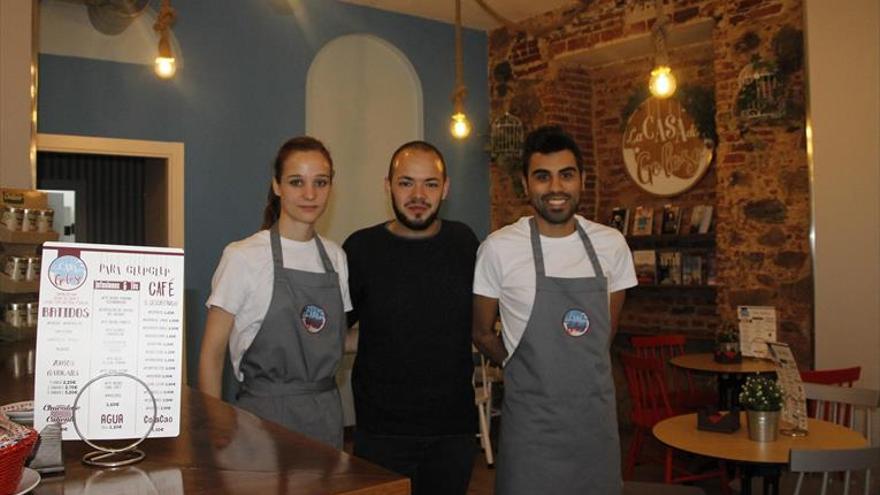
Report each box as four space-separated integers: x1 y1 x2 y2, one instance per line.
487 0 813 365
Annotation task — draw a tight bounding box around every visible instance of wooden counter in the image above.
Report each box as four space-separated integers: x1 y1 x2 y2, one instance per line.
0 339 410 495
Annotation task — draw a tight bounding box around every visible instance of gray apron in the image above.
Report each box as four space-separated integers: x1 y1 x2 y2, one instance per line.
496 218 622 494
235 225 344 448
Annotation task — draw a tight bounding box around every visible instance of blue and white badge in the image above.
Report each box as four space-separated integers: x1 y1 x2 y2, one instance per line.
562 308 590 337
300 304 327 334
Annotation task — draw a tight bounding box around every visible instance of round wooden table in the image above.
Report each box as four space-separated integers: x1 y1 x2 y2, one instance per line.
669 353 778 374
670 353 777 409
654 412 867 494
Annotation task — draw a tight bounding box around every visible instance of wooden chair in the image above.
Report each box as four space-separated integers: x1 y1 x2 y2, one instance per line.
620 353 729 493
801 366 861 386
789 446 880 495
803 383 880 440
473 349 495 467
630 334 715 410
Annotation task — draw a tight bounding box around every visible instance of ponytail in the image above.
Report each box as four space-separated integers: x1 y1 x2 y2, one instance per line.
261 183 280 230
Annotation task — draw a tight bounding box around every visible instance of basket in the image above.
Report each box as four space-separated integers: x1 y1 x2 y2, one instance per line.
0 413 38 495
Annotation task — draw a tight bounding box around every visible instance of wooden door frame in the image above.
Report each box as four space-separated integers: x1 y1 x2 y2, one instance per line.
36 133 184 249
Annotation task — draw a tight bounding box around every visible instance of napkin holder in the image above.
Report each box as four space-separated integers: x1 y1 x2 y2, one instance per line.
27 423 64 474
697 406 741 433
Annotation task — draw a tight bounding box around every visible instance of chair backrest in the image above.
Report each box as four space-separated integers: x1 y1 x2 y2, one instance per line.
801 366 861 386
631 335 693 404
789 446 880 495
803 383 880 441
621 352 674 426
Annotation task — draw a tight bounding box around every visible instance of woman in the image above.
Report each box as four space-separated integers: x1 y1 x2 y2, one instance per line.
198 136 350 448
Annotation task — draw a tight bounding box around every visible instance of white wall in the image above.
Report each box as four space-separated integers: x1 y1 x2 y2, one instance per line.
306 33 423 244
805 0 880 396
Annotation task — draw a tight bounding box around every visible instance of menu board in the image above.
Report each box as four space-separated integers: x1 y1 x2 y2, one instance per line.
737 305 777 358
767 342 809 433
34 242 184 440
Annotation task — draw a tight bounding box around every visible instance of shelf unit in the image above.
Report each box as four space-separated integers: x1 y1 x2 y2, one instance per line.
0 192 60 341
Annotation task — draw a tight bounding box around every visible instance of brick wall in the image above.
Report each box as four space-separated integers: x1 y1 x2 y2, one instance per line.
487 0 813 365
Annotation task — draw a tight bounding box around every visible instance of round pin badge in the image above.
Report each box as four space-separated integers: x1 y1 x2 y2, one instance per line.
300 304 327 334
562 308 590 337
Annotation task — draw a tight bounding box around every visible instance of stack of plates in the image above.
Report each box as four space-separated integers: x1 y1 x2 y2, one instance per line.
0 402 32 427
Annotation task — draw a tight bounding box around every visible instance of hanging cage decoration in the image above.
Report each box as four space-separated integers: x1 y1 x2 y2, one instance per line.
490 112 524 160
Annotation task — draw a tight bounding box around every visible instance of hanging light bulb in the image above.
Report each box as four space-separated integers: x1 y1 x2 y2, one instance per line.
153 0 177 80
154 33 176 79
450 112 472 139
649 65 676 98
449 0 471 140
648 0 676 98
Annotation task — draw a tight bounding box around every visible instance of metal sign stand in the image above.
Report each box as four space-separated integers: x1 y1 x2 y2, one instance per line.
71 372 158 468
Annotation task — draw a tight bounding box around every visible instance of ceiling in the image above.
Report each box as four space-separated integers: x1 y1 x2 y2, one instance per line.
338 0 577 30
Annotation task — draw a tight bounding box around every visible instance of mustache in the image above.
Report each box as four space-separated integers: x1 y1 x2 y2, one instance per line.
405 199 432 207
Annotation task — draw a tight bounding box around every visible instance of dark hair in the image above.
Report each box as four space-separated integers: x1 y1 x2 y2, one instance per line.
521 125 584 176
387 141 447 179
261 136 334 230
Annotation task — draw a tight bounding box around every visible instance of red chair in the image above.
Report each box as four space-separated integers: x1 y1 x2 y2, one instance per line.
621 353 729 492
800 366 861 425
631 335 715 410
800 366 860 386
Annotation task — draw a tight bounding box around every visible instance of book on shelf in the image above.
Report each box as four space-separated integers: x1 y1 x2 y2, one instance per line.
661 205 681 235
632 250 656 285
688 205 714 234
705 255 717 285
657 251 682 285
608 207 629 235
682 254 704 285
631 207 654 236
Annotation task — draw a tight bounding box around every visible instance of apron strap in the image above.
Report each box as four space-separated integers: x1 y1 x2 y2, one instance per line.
575 221 604 277
528 217 605 279
269 224 336 274
528 217 547 278
239 376 336 398
312 235 336 274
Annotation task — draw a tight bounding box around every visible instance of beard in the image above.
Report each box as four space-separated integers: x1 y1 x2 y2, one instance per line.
392 198 441 231
532 193 578 224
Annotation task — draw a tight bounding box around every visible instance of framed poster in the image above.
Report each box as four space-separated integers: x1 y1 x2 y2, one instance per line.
622 97 714 197
34 242 184 440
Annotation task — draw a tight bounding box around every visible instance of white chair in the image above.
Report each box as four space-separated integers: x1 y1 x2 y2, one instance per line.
473 349 495 467
803 383 880 441
789 446 880 495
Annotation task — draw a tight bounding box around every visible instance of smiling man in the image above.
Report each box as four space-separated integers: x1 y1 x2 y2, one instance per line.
343 141 479 495
472 126 637 494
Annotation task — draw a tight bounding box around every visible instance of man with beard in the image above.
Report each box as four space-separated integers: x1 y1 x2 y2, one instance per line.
472 126 636 495
343 141 478 495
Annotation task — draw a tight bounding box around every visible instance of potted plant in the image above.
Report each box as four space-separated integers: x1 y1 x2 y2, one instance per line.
713 322 742 363
738 375 783 442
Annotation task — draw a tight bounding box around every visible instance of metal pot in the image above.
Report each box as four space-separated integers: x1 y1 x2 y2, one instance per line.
746 409 780 442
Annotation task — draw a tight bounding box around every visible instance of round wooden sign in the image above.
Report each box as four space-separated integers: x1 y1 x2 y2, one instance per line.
622 97 714 197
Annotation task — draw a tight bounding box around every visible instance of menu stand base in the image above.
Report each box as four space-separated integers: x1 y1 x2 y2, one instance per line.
82 448 146 468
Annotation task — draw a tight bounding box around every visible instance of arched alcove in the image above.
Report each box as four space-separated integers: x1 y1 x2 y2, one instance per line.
306 34 423 243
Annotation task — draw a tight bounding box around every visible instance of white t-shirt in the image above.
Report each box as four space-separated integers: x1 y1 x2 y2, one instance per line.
206 230 352 381
473 215 637 356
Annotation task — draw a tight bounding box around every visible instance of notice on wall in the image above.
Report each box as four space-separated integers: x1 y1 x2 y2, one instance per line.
34 242 184 440
737 305 777 359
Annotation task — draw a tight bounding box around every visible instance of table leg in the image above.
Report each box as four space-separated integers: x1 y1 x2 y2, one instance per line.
717 373 740 410
740 463 782 495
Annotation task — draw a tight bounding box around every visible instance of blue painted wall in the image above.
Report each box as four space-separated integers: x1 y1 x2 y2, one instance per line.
38 0 489 383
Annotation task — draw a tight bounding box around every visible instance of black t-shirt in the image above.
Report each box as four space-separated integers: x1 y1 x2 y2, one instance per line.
344 220 479 436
